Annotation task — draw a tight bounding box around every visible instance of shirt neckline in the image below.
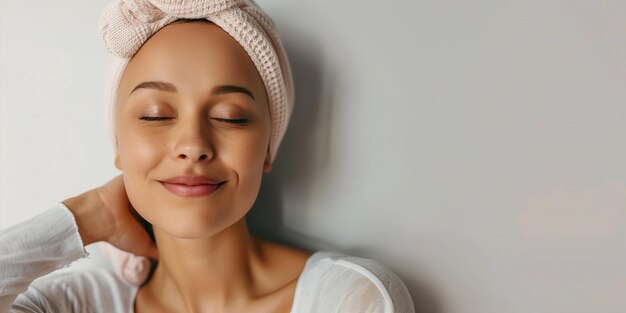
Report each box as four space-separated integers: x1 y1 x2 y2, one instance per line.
129 250 323 313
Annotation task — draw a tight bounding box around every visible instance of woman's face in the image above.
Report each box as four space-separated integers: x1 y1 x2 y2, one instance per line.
114 21 271 239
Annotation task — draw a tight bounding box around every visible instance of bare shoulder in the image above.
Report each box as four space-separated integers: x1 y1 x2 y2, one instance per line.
254 236 313 275
251 235 313 293
247 237 314 312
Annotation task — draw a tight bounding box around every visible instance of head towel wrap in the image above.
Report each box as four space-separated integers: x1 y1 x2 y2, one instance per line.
99 0 294 164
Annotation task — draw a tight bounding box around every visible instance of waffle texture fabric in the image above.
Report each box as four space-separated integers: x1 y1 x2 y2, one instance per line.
0 203 416 312
99 0 294 163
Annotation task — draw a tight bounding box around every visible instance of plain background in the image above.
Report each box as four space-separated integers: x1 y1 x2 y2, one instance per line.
2 0 626 312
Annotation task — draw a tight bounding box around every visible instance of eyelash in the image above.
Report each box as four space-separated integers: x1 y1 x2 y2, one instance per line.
139 116 249 125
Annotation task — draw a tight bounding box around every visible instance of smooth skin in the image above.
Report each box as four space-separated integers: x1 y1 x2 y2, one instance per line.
62 20 311 313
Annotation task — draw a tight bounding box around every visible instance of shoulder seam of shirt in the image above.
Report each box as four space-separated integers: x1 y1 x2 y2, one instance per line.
325 258 394 312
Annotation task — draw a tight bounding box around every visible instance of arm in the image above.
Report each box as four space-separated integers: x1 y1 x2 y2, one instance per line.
0 175 158 312
0 202 87 312
0 191 112 313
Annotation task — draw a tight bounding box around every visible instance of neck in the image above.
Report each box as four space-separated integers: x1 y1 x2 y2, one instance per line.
147 218 266 312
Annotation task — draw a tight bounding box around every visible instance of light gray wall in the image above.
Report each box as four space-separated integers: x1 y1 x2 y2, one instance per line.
2 1 625 312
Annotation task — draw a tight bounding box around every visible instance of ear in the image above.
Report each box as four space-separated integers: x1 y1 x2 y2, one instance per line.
114 137 122 171
262 145 272 173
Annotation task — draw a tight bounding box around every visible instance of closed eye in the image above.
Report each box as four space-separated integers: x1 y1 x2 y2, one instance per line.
213 118 249 125
139 116 172 121
139 116 249 125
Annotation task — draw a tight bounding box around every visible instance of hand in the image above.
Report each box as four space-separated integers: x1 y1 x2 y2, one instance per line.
63 175 158 261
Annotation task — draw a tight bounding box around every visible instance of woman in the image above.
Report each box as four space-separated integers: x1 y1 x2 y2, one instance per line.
0 0 415 312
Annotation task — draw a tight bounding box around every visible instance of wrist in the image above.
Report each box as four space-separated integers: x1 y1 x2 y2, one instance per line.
63 190 115 246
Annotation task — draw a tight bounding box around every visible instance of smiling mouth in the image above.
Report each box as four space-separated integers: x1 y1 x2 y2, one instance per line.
159 181 225 197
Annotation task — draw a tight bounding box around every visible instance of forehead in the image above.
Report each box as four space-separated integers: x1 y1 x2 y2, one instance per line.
117 20 265 103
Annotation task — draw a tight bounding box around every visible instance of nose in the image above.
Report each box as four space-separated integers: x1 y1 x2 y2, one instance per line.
172 116 214 163
178 149 210 161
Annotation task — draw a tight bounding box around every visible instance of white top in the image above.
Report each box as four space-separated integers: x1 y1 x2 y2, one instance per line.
0 202 415 313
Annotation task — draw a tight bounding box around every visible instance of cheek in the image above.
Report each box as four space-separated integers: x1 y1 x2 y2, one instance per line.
117 128 164 172
116 128 166 210
233 135 269 203
222 128 268 175
224 134 267 165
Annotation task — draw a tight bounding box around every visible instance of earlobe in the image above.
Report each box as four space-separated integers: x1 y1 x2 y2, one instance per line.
263 160 272 173
114 152 122 171
262 148 272 173
114 137 122 171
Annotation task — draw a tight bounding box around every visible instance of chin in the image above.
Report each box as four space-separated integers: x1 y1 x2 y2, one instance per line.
154 221 221 239
150 209 243 239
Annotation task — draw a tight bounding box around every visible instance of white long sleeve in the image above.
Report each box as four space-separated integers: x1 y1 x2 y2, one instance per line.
0 202 89 312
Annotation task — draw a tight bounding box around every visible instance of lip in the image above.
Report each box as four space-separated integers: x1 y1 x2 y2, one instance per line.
160 181 224 197
161 175 224 185
158 175 225 197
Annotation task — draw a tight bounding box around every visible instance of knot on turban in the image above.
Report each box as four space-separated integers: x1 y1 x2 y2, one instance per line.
100 0 250 58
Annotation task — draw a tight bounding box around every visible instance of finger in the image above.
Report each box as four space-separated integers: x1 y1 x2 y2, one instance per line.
144 243 159 261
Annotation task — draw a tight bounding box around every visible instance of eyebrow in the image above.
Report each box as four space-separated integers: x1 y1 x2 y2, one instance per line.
128 81 256 100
